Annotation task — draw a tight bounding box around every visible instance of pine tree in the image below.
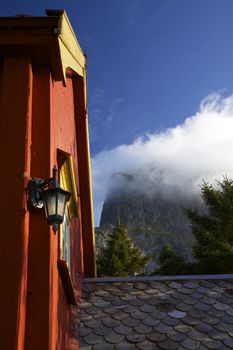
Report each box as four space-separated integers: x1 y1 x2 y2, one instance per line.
186 177 233 274
97 224 149 277
154 243 191 275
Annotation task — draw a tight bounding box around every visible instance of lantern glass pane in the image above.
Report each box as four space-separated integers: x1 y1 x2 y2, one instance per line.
43 197 48 218
61 208 71 270
57 191 67 217
45 192 57 216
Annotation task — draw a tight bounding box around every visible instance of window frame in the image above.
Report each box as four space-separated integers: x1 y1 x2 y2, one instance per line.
57 151 79 305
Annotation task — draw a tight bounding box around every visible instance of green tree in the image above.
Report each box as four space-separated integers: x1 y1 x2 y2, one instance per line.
154 243 191 275
186 177 233 274
97 224 149 277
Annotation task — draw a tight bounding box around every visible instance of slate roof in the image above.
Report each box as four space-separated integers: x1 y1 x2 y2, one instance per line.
79 275 233 350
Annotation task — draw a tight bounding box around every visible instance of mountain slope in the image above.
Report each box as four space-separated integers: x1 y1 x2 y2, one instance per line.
97 192 200 273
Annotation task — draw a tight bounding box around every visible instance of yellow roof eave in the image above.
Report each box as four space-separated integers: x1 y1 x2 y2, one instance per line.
47 9 86 84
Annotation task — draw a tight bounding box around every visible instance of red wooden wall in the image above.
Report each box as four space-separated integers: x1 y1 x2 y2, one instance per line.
0 56 86 350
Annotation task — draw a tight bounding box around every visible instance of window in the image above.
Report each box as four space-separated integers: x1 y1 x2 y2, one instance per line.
61 208 71 270
59 155 78 272
57 154 79 305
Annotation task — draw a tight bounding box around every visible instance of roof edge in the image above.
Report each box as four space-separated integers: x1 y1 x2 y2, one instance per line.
0 10 85 85
83 274 233 283
46 9 85 84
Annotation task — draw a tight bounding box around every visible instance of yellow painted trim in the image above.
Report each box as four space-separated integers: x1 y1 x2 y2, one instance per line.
58 37 84 82
68 156 79 211
60 156 79 219
56 11 86 84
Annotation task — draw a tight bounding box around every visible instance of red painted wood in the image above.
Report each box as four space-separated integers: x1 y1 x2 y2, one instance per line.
0 55 32 350
0 19 90 350
25 66 51 350
24 70 84 350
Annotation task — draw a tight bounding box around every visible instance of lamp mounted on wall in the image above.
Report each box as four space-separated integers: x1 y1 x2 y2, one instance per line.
29 165 71 233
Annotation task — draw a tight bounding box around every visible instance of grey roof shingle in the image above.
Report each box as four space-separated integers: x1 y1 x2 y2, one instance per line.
79 275 233 349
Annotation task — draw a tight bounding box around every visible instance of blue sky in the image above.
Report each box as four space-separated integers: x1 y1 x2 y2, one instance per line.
2 1 233 154
82 0 233 155
3 1 233 224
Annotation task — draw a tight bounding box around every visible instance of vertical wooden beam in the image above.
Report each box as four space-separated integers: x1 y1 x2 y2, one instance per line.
0 55 32 350
24 67 51 350
73 75 96 278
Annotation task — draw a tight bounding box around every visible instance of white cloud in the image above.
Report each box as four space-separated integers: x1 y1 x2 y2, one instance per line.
91 93 233 225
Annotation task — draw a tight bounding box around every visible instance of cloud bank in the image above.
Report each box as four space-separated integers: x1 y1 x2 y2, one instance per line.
91 93 233 225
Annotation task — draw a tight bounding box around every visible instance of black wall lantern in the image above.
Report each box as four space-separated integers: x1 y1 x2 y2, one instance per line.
29 166 71 233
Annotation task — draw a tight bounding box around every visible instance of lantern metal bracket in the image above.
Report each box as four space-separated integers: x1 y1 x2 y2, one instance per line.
29 166 59 209
29 178 45 209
